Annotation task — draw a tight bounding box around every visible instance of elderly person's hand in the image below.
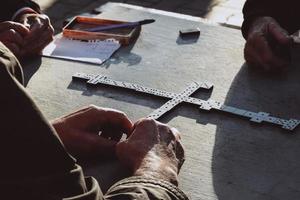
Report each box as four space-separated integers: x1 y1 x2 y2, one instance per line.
116 118 185 186
51 105 133 158
17 13 54 57
244 16 293 71
0 21 29 57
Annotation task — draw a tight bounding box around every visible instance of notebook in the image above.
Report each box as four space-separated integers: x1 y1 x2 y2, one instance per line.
42 36 121 65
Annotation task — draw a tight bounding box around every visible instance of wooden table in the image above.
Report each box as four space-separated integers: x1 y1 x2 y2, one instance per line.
24 3 300 200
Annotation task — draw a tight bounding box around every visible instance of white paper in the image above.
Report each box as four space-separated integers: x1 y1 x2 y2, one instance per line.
42 37 121 65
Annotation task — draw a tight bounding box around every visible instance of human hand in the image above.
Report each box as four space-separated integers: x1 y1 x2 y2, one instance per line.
17 13 54 57
51 105 133 158
0 21 29 57
244 17 293 71
116 118 185 186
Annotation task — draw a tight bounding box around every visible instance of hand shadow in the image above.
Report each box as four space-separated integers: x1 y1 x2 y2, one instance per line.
21 56 42 87
212 47 300 200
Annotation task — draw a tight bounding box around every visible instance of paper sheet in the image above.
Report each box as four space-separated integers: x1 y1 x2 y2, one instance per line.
42 37 121 65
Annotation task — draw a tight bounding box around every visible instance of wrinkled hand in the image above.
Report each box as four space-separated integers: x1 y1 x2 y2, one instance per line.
116 118 185 185
17 13 54 57
244 17 292 71
0 21 29 57
51 105 133 158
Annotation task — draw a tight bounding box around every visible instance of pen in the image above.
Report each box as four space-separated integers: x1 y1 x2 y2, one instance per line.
85 19 155 32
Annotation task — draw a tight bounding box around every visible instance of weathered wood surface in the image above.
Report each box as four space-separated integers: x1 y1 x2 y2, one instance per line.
24 3 300 200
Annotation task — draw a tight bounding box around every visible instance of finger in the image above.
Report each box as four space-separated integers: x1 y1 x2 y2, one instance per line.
251 33 288 70
25 15 51 43
175 139 185 171
244 43 263 68
99 108 133 135
63 105 133 135
30 17 43 31
171 127 181 140
166 127 185 171
158 123 176 143
244 38 271 70
268 22 292 46
22 17 31 29
129 118 158 141
0 21 29 36
63 128 117 158
258 42 289 70
23 21 42 43
100 128 124 141
21 26 54 56
0 29 24 46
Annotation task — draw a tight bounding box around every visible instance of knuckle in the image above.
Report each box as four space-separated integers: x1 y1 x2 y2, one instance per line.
136 117 156 127
104 107 126 117
144 117 156 124
8 29 16 34
160 123 171 132
247 33 256 41
114 110 128 119
247 32 262 43
86 105 104 116
4 21 14 26
171 127 181 138
119 111 127 118
88 104 99 111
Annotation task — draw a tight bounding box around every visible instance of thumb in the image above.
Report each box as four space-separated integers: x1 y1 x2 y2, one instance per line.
268 22 292 46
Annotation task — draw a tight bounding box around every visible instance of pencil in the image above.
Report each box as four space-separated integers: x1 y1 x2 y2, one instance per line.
85 19 155 32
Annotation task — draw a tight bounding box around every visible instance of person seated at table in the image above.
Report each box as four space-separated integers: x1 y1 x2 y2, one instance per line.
242 0 300 71
0 42 188 199
0 0 53 59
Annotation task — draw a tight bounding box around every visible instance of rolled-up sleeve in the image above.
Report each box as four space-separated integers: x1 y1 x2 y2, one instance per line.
104 176 189 200
60 176 189 200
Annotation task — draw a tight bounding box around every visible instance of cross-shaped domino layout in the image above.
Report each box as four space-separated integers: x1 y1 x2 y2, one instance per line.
72 72 300 131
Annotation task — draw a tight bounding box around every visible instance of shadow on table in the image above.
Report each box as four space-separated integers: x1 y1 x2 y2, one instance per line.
66 71 226 193
102 37 142 68
22 57 42 87
176 35 200 45
212 52 300 199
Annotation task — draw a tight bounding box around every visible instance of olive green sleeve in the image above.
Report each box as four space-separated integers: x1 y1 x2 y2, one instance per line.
0 42 188 200
104 176 189 200
0 42 89 199
66 176 189 200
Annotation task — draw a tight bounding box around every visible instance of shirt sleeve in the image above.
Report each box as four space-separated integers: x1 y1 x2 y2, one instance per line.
0 42 188 200
242 0 274 39
104 176 189 200
241 0 294 39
